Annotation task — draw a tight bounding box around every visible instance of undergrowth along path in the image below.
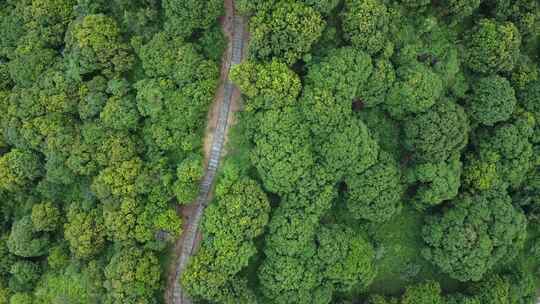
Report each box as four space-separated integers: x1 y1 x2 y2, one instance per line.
165 1 247 304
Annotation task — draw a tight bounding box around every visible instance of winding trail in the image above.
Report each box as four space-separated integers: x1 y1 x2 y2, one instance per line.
165 1 247 304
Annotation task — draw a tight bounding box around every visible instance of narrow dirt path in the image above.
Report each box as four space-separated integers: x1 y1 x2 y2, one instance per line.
164 1 247 304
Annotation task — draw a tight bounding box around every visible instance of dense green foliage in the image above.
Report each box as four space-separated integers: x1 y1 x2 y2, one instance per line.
249 1 326 64
402 101 469 163
183 163 270 303
0 0 224 302
2 0 540 303
384 63 444 118
342 0 393 56
465 18 521 74
467 75 517 126
422 189 527 282
187 0 540 303
345 151 404 222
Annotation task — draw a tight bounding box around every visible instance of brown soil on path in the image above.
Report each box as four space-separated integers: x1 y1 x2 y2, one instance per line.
203 0 237 162
164 0 239 303
220 13 250 156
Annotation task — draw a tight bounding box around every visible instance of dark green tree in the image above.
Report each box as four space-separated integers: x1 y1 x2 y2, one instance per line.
359 59 396 107
345 152 403 222
198 24 227 62
7 216 48 258
258 186 337 304
100 94 140 131
0 2 26 59
135 32 219 85
401 281 444 304
342 0 392 55
34 261 105 304
173 155 203 204
104 247 161 304
468 75 516 126
0 235 16 279
237 0 339 16
230 60 301 110
7 45 57 88
318 118 379 180
367 281 444 304
250 107 314 195
509 55 538 92
474 118 534 189
487 0 540 39
9 293 33 304
9 261 40 292
465 19 521 74
398 0 431 10
422 189 527 282
65 14 134 78
443 0 481 21
249 1 325 64
403 101 469 163
316 224 376 292
357 108 402 159
446 295 481 304
259 253 333 304
31 202 60 232
469 275 510 304
77 76 108 121
406 156 462 209
64 208 105 259
162 0 223 38
25 0 77 47
518 80 540 145
0 149 41 192
134 32 219 154
304 47 373 103
205 176 270 241
384 63 443 118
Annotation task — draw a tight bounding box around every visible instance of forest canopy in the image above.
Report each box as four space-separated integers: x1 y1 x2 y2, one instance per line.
1 0 540 304
0 0 224 302
187 0 540 303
